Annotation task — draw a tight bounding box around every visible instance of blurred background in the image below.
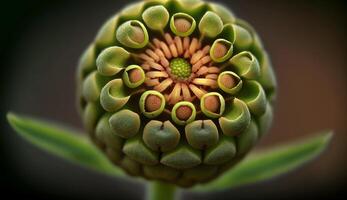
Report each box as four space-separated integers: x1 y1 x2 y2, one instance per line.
0 0 346 199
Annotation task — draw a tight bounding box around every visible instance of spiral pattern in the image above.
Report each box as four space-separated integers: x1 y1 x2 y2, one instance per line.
77 0 277 187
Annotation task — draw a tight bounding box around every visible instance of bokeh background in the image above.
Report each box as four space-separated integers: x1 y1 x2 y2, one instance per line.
1 0 346 199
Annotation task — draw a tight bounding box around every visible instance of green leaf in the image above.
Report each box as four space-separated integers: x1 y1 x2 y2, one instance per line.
192 131 333 192
6 112 126 178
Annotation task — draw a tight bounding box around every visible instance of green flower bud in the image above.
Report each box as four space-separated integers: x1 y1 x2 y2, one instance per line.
100 79 130 112
170 13 196 37
109 109 140 139
200 92 225 118
185 120 219 150
96 46 130 76
198 11 223 38
116 20 149 48
217 71 242 95
143 120 180 152
142 5 170 31
210 39 233 63
171 101 196 125
77 0 276 187
229 51 261 80
122 65 145 88
139 90 166 118
233 24 253 50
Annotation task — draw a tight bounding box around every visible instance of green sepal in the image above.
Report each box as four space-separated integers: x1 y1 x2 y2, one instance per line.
229 51 261 80
203 136 236 165
109 109 141 139
95 114 124 151
82 102 103 132
217 24 236 44
143 120 180 152
185 120 219 150
161 143 201 169
143 165 180 181
122 136 159 165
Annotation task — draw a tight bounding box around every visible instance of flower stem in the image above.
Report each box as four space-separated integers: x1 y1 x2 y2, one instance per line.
146 181 178 200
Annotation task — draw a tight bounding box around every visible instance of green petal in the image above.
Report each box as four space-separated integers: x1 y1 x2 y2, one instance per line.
6 113 125 177
94 15 119 50
237 80 267 116
258 52 277 104
207 2 236 24
143 120 180 152
77 44 96 81
119 156 141 176
122 136 159 165
257 103 274 138
168 0 207 19
237 120 259 155
82 102 103 132
142 5 170 31
193 131 333 192
198 11 224 38
233 24 253 50
116 20 149 49
119 2 145 21
96 46 131 76
185 120 219 150
200 92 226 118
100 79 130 112
217 24 236 44
82 71 110 102
161 143 201 169
204 136 236 165
109 109 140 139
219 98 251 136
229 51 261 80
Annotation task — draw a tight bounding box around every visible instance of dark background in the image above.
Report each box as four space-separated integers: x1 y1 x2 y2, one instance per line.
1 0 346 199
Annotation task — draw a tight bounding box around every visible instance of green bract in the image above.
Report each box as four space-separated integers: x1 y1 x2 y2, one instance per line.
77 0 277 187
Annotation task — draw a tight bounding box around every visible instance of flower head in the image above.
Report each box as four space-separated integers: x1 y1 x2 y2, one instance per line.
77 0 277 187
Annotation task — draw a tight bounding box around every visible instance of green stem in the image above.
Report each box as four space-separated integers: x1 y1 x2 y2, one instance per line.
146 181 178 200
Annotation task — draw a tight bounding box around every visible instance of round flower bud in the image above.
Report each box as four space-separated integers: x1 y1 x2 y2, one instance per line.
200 92 225 118
170 13 196 37
142 5 170 31
171 101 196 125
77 0 277 187
139 90 165 118
122 65 145 88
